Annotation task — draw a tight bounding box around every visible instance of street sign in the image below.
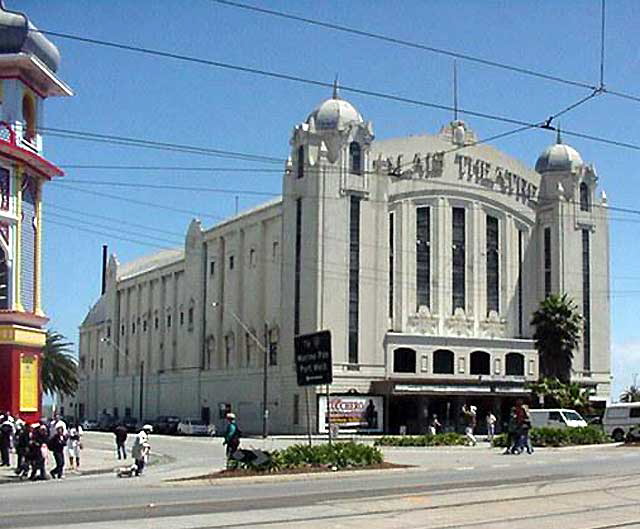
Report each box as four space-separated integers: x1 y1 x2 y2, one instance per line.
294 330 332 386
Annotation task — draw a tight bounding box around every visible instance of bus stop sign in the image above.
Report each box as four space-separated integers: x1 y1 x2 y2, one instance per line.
294 330 332 386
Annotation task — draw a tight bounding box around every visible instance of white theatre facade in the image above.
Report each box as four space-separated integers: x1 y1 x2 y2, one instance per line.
72 89 611 434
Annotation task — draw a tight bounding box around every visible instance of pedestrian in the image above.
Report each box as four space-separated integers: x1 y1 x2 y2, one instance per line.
29 424 48 480
48 414 67 439
504 408 519 454
223 412 241 466
14 420 30 477
428 414 441 436
0 414 15 466
131 424 152 476
114 423 128 460
48 425 67 479
486 412 497 443
461 404 477 446
67 423 83 472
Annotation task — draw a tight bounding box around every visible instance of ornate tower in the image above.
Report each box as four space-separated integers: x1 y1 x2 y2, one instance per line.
534 131 611 402
0 3 72 421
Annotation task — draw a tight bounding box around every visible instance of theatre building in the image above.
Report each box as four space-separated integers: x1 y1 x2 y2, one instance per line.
73 86 611 434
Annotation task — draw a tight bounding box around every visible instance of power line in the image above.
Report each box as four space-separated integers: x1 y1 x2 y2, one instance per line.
42 127 284 164
46 203 186 237
600 0 606 89
58 165 282 173
211 0 640 106
47 219 176 250
211 0 597 92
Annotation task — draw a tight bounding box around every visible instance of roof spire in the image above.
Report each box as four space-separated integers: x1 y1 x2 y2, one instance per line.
556 124 562 144
332 74 339 99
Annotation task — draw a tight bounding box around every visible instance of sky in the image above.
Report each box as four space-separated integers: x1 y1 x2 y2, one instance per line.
13 0 640 400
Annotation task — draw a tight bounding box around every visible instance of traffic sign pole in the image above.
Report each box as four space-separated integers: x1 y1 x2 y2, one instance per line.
326 383 331 445
305 387 312 447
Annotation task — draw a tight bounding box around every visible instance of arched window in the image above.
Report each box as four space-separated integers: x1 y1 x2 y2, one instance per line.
297 145 305 179
579 182 590 212
349 142 362 175
22 94 36 142
505 352 525 376
393 348 416 373
470 351 490 375
433 349 454 374
0 246 8 310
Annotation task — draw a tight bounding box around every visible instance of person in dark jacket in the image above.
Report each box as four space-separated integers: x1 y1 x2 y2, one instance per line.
114 424 128 460
14 420 30 476
0 414 15 466
29 424 48 481
48 425 67 479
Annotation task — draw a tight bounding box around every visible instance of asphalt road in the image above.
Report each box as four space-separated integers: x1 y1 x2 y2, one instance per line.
2 433 640 529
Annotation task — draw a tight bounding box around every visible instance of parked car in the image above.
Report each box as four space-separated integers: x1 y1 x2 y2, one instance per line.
176 418 209 436
81 418 99 430
153 416 181 435
603 402 640 442
529 409 587 429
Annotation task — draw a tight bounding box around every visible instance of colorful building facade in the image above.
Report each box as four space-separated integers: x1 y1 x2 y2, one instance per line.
0 3 72 421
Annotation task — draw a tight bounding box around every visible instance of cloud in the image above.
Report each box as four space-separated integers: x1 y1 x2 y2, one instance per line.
611 340 640 401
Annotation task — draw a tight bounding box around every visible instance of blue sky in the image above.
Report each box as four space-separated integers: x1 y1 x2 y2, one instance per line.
16 1 640 399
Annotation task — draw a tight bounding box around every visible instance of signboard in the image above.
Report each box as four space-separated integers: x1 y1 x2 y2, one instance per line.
318 395 384 433
294 330 332 386
19 354 38 412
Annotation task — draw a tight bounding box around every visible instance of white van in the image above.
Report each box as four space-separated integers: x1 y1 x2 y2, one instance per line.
529 409 588 429
603 402 640 442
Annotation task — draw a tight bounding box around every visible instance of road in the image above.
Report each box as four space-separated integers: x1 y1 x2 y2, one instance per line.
2 433 640 529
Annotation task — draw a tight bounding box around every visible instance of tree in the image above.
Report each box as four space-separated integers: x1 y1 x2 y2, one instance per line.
41 330 78 397
531 294 582 383
620 385 640 403
528 377 592 413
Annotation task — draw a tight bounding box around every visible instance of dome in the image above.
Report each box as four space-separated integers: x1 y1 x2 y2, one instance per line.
0 3 61 73
535 131 583 174
306 81 363 131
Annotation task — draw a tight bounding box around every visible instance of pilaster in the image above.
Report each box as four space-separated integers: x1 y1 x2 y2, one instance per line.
34 178 44 316
13 165 23 312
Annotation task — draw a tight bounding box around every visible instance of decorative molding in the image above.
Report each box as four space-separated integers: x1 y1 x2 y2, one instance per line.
444 307 475 337
479 310 507 338
407 305 438 335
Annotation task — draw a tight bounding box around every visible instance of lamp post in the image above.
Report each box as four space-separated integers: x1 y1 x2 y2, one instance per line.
212 301 269 438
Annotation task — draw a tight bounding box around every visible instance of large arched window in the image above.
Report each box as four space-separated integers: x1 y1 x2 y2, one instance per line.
505 352 525 376
22 94 36 142
393 348 416 373
0 246 8 310
349 142 362 175
433 349 454 374
297 145 305 179
470 351 490 375
579 182 590 212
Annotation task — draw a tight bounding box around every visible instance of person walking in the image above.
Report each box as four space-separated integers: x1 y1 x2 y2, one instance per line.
461 404 477 446
486 412 497 443
49 425 67 479
0 414 15 466
114 423 128 460
131 424 152 476
428 415 441 436
14 420 29 477
29 424 48 480
67 423 83 472
223 413 241 466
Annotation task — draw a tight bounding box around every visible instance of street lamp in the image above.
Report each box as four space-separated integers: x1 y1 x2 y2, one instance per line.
212 301 269 438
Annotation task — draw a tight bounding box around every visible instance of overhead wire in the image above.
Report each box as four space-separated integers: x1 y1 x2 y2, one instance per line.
212 0 640 105
5 25 638 153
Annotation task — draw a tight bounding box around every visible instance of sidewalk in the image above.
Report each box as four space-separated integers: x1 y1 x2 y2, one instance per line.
0 447 133 484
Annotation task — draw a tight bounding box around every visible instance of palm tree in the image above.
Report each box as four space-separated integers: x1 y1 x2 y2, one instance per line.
531 294 582 383
620 385 640 403
41 330 78 397
527 377 592 413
